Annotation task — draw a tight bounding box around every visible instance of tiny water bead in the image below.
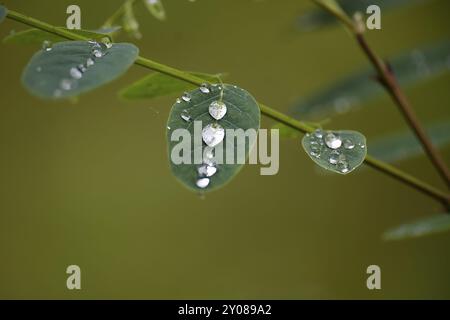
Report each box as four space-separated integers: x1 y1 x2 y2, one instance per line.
180 109 191 122
343 139 355 150
200 83 210 94
86 57 95 67
202 123 225 147
92 49 103 58
324 132 342 149
70 67 83 80
182 92 191 102
209 100 227 120
60 78 74 91
329 152 339 165
314 129 323 139
204 146 215 160
198 164 217 177
196 177 210 189
42 40 52 52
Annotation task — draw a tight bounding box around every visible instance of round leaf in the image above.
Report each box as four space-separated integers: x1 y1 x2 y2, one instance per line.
22 41 138 99
302 129 367 174
167 84 260 192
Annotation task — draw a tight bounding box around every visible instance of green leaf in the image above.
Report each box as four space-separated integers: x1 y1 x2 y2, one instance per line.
0 5 7 24
22 40 139 99
167 84 261 192
143 0 166 21
302 129 367 174
298 0 429 31
290 41 450 119
3 27 119 44
120 71 223 100
370 121 450 163
382 214 450 241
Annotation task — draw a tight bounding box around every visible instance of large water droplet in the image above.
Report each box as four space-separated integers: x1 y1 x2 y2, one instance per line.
180 109 191 122
324 132 342 149
200 83 210 94
343 139 355 150
196 177 210 188
182 92 191 102
202 123 225 147
42 40 53 52
209 101 227 120
70 67 83 80
198 164 217 177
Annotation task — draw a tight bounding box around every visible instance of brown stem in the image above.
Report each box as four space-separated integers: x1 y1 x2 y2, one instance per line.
355 33 450 188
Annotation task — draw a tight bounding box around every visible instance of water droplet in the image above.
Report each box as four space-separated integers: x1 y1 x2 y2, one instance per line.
343 139 355 150
92 49 103 58
70 67 83 80
86 58 95 67
209 101 227 120
324 132 342 149
42 40 53 51
329 152 339 165
338 161 349 173
359 143 365 149
167 126 171 130
204 146 215 160
314 129 323 139
182 92 191 102
101 37 113 49
180 109 191 122
198 164 217 177
202 123 225 147
337 155 349 173
78 64 87 73
196 178 210 188
176 98 181 104
60 78 74 91
200 83 210 94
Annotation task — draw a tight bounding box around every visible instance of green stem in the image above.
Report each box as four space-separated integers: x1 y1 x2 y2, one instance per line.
102 0 137 28
4 9 450 207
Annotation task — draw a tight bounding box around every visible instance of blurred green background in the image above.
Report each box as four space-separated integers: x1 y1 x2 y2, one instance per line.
0 0 449 299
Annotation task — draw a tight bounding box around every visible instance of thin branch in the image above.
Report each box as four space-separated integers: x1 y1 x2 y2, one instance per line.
311 0 450 188
4 9 450 207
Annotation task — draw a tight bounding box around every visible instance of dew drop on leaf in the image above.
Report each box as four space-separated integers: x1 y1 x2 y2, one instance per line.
196 178 210 189
209 101 227 120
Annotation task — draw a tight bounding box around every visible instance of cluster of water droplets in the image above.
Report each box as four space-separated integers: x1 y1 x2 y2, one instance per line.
41 39 113 98
176 83 228 189
305 129 365 174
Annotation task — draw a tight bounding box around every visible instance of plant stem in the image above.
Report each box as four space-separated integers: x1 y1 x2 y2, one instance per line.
102 0 137 28
355 34 450 188
311 0 450 189
4 9 450 206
